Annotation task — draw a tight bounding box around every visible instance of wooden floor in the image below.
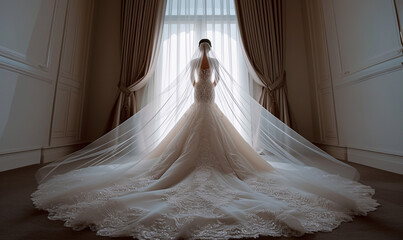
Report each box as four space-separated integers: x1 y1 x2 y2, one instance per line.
0 162 402 240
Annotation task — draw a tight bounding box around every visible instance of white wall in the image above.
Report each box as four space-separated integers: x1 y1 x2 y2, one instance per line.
305 0 403 174
83 0 121 141
284 0 315 141
0 0 94 171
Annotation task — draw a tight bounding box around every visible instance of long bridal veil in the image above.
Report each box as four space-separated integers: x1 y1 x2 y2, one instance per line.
35 44 359 185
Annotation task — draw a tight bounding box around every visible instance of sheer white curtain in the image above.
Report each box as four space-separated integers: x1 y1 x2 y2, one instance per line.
142 0 251 118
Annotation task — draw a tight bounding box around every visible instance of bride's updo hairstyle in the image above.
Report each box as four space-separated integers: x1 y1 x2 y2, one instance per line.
199 38 211 47
199 38 211 52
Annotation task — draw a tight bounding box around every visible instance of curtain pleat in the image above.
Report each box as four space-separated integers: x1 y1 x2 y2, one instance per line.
112 0 167 128
235 0 291 126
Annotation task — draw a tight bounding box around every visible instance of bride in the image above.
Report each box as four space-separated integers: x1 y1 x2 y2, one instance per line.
32 39 378 239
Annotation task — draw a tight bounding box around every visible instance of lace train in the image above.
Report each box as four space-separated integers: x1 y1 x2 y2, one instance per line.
32 162 377 239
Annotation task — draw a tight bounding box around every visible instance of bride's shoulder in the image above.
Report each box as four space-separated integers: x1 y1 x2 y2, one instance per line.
190 58 199 65
209 58 219 64
189 57 218 66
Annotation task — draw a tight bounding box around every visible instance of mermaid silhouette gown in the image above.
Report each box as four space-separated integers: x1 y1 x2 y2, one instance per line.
32 65 378 239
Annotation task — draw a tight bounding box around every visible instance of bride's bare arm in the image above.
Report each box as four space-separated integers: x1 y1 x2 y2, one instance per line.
190 60 196 86
213 59 220 87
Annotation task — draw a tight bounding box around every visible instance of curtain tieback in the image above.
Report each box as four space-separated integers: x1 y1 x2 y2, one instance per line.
119 85 133 95
267 71 286 92
260 71 286 101
118 84 136 122
259 71 286 115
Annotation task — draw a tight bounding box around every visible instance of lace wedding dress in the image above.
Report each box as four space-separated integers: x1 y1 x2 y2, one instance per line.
32 44 378 239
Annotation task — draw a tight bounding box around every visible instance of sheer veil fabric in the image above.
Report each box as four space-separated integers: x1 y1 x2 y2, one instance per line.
32 43 378 239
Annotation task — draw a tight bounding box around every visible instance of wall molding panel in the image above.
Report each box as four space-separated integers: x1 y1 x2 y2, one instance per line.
51 84 71 139
323 0 403 84
0 0 68 83
0 0 94 172
0 1 56 68
334 57 403 89
50 0 94 147
304 0 339 145
304 0 403 175
317 87 338 144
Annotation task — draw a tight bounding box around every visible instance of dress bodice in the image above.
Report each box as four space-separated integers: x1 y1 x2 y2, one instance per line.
194 68 215 103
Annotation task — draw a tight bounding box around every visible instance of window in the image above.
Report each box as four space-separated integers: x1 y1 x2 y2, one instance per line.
142 0 251 138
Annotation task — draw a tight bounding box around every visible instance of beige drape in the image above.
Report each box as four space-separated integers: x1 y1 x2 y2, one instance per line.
112 0 166 127
235 0 291 126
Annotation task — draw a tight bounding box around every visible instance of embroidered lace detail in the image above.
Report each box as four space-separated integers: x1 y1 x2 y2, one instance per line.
32 166 378 239
194 68 214 103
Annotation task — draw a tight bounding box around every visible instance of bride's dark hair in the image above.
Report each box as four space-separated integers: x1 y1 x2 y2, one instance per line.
199 39 211 47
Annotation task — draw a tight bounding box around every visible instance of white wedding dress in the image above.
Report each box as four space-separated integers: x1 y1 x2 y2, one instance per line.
32 45 378 239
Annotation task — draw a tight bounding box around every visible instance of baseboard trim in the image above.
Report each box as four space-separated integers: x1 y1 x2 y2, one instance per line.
315 142 403 175
0 149 41 172
347 148 403 175
41 142 89 164
0 142 89 172
315 143 347 161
